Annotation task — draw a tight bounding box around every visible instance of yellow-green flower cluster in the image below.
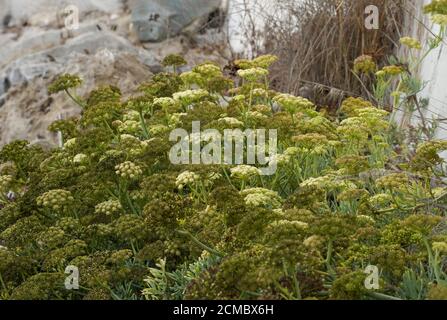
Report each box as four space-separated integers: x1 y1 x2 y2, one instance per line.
411 140 447 170
235 55 278 69
153 97 176 110
432 241 447 254
162 54 187 68
337 105 389 140
301 175 355 191
230 165 262 180
164 240 182 256
268 153 291 166
424 0 447 15
237 68 269 82
251 88 269 97
0 175 13 192
36 189 74 211
115 120 141 134
63 138 77 149
218 117 244 127
176 171 200 190
303 235 324 249
356 215 375 225
368 193 393 209
73 153 88 164
95 199 122 216
337 188 369 202
117 134 147 156
193 63 223 79
339 97 374 117
115 161 143 180
376 173 410 190
107 249 133 265
427 284 447 300
252 104 271 115
269 219 308 230
353 55 377 74
377 65 405 77
335 155 369 174
240 188 282 209
203 172 222 187
273 94 314 114
292 133 329 147
432 14 447 25
400 37 422 49
149 124 170 136
179 71 203 87
168 113 187 127
48 74 83 94
173 89 209 105
246 111 267 120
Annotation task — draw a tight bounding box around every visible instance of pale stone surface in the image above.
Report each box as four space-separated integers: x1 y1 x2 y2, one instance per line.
0 50 153 146
0 0 230 147
130 0 223 42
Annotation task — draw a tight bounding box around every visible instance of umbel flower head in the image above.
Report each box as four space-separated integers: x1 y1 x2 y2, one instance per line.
153 97 176 110
0 175 13 192
115 161 143 180
173 89 209 105
48 74 83 94
400 37 422 50
432 14 447 25
377 65 405 77
240 188 282 209
162 54 187 68
218 117 244 127
273 94 314 114
376 173 410 191
432 241 447 254
36 189 74 211
193 63 223 79
237 67 269 82
424 0 447 15
353 55 377 74
230 165 262 180
176 171 200 190
235 55 278 69
95 199 122 216
73 153 88 164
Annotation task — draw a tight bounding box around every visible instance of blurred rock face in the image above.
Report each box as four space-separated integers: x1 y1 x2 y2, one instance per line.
131 0 224 42
0 0 229 147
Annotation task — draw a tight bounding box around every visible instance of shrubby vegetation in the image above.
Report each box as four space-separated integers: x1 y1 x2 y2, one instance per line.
0 1 447 300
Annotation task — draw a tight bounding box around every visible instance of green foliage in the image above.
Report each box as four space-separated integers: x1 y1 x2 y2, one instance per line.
0 50 446 301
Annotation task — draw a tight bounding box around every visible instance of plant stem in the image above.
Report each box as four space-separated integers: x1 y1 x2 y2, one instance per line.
139 111 150 139
176 229 224 257
65 89 85 108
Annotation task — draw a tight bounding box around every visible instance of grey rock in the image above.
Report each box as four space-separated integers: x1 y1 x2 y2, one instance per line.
0 30 160 97
131 0 224 42
0 0 124 30
0 50 154 146
0 0 230 146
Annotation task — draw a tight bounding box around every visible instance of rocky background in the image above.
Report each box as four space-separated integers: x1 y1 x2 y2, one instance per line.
0 0 230 147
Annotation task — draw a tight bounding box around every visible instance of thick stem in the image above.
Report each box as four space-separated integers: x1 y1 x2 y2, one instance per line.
65 89 85 108
139 110 150 139
176 229 223 257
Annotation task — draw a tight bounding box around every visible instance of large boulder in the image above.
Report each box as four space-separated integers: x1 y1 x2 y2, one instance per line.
0 49 153 146
131 0 225 42
0 0 230 147
0 0 156 146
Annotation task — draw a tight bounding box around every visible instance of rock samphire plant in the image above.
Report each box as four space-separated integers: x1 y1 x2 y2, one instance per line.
0 49 446 300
